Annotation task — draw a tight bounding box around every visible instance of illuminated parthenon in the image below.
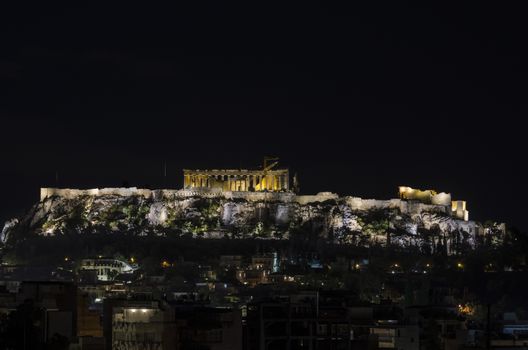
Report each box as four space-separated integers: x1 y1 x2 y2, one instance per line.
183 168 290 192
183 158 290 192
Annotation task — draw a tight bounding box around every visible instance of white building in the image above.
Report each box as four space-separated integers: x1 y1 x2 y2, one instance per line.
80 258 136 281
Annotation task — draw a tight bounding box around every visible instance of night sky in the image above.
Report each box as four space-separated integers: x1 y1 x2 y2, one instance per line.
0 3 526 230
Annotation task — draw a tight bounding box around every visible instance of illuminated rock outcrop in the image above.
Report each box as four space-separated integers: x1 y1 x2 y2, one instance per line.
2 187 505 254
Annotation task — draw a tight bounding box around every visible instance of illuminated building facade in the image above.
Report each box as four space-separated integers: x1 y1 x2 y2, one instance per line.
399 186 469 221
80 258 136 281
111 301 175 350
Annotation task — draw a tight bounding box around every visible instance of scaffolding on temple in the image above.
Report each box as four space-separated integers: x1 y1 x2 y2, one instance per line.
183 158 290 192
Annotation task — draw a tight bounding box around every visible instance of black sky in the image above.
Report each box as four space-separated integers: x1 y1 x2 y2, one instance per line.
0 3 526 230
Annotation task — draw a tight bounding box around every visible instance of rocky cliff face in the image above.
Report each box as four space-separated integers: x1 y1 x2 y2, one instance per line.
2 192 500 254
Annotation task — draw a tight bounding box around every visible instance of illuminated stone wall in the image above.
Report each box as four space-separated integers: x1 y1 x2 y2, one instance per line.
397 186 470 220
345 197 450 216
40 187 152 201
398 186 451 206
39 187 465 220
296 192 339 205
451 200 469 221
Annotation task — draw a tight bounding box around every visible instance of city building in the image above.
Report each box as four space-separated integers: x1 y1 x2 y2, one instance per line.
220 255 244 268
111 300 175 350
173 304 243 350
104 297 242 350
80 258 137 282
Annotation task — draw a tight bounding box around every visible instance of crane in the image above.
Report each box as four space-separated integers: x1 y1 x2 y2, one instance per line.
263 156 279 171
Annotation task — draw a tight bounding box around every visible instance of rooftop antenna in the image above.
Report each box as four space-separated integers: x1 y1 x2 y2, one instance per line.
163 161 167 188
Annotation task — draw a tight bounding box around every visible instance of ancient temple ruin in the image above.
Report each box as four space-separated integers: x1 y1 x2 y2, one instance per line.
183 157 290 192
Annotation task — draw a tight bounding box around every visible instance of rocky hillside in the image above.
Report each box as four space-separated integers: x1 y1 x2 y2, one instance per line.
2 192 505 254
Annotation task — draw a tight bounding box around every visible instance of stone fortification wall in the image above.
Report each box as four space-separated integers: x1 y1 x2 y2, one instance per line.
431 192 451 206
398 186 452 206
295 192 339 205
40 187 153 201
40 188 450 216
158 189 297 202
40 187 299 203
345 197 449 215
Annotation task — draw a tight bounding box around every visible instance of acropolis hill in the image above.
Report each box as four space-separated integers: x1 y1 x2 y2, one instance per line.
1 161 506 255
